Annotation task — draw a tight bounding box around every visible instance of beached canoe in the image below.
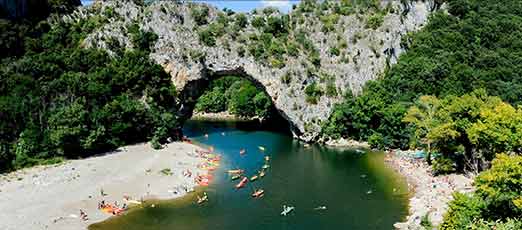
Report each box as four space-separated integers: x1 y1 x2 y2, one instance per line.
250 175 258 181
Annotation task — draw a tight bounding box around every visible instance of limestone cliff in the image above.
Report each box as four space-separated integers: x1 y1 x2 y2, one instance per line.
72 0 436 141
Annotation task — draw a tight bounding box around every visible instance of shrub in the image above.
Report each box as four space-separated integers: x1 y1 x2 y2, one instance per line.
432 156 457 175
329 46 340 56
305 82 323 104
198 28 216 46
309 50 321 67
366 13 384 29
368 132 384 150
251 16 265 29
420 214 433 230
235 13 248 28
191 6 209 26
474 154 522 219
440 193 485 230
326 81 337 97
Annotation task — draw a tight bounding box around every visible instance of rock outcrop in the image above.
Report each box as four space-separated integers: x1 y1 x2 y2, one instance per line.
76 0 436 141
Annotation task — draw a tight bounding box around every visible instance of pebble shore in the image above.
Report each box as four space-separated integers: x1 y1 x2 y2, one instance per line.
385 150 474 229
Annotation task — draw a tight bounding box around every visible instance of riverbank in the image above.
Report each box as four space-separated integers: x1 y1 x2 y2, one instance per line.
191 111 259 122
0 142 209 230
384 150 474 229
322 137 370 149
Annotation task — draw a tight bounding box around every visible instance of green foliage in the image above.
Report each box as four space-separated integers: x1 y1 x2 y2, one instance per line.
366 13 384 29
130 28 158 51
441 154 522 229
234 13 248 28
368 133 385 150
304 82 323 104
474 154 522 219
251 16 265 29
325 81 337 97
0 14 179 172
329 46 340 56
441 193 485 230
420 214 433 230
198 28 216 46
191 6 209 26
432 156 457 175
194 76 273 119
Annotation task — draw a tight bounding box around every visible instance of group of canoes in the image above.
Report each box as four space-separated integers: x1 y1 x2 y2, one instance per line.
228 147 271 198
195 148 222 186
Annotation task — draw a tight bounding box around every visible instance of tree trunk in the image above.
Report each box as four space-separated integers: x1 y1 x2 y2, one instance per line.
427 141 432 165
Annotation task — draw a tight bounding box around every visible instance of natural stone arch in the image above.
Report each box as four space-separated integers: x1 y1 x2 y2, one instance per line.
175 66 302 137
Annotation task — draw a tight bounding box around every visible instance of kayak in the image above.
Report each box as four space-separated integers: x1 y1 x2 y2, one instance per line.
258 146 265 151
235 177 248 189
262 164 270 169
281 205 295 216
240 149 246 155
197 195 208 204
252 189 264 198
228 169 244 174
259 170 266 177
231 174 241 180
250 175 258 181
264 156 270 161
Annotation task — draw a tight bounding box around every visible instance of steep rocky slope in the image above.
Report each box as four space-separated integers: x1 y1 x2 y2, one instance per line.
72 0 436 141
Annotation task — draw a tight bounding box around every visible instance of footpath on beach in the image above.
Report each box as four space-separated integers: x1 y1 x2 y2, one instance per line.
0 141 218 230
385 150 474 229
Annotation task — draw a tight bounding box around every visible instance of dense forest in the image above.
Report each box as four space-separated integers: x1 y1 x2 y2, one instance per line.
321 0 522 227
0 1 179 172
194 76 273 119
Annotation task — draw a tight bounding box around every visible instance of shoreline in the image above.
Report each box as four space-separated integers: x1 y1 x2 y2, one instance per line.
0 142 211 230
190 111 259 122
384 150 474 229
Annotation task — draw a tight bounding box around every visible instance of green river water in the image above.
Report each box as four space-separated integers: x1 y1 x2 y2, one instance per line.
90 120 409 230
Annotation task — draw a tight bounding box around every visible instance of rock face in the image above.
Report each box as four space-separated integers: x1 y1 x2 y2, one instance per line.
78 0 435 141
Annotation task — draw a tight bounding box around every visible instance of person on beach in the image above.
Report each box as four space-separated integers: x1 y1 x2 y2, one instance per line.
80 209 88 221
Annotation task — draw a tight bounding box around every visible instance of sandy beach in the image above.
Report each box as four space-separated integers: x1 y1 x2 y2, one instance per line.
385 150 474 229
0 142 210 230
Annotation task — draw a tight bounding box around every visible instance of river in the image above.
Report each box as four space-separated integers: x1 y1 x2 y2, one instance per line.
90 120 409 230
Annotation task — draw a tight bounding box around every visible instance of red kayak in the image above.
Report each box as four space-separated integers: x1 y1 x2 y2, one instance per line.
235 177 248 189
